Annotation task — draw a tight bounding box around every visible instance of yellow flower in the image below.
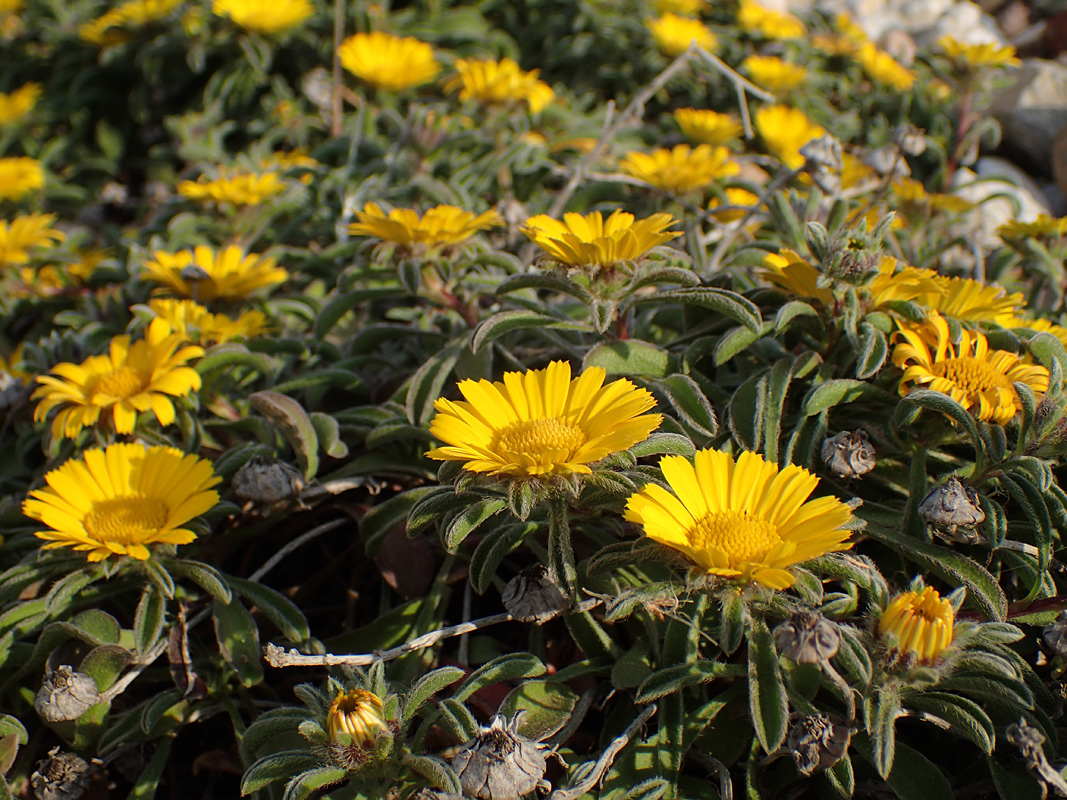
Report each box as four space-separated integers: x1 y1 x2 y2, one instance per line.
444 58 554 113
646 13 716 57
1000 316 1067 350
878 586 954 664
177 170 286 206
338 32 440 91
741 55 808 93
0 0 22 13
673 108 743 146
0 213 65 265
709 187 762 222
79 0 182 45
68 249 107 283
32 319 204 439
938 36 1020 70
0 83 39 125
22 443 220 562
761 249 834 306
0 344 30 385
864 259 944 308
521 210 679 269
653 0 705 16
147 299 269 345
857 43 915 91
841 152 876 191
348 203 501 253
625 449 853 590
755 105 826 170
921 275 1023 323
619 144 739 194
0 156 43 201
327 689 388 746
998 214 1067 239
892 311 1048 425
211 0 313 33
426 361 662 479
737 0 805 39
142 245 287 302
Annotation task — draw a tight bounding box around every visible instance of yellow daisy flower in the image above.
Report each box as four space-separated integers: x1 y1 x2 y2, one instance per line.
521 210 679 269
892 311 1049 425
673 108 743 146
0 213 65 265
708 187 762 223
22 443 221 562
327 689 389 746
0 156 44 201
741 55 808 93
755 106 826 170
79 0 182 45
864 259 944 308
646 13 716 57
737 0 805 39
999 315 1067 350
68 249 108 283
938 36 1020 71
856 43 916 91
619 144 739 194
760 249 834 306
142 245 287 302
998 214 1067 239
0 83 39 125
348 203 502 253
625 448 854 590
32 319 204 439
177 170 286 206
652 0 705 16
878 586 954 664
426 361 662 479
920 275 1023 323
211 0 313 33
147 299 269 345
338 31 440 91
444 58 554 114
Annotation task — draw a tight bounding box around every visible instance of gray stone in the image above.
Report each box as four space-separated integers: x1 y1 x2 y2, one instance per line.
951 164 1049 249
915 1 1007 47
992 59 1067 170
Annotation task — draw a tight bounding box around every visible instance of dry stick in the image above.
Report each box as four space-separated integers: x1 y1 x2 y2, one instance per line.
250 518 349 583
266 598 604 667
547 704 657 800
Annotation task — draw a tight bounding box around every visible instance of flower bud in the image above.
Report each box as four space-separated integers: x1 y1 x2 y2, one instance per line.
787 713 851 775
820 429 875 479
34 665 101 723
232 455 304 512
918 476 984 540
501 565 571 624
326 689 389 748
774 611 840 664
878 586 954 665
31 747 96 800
453 714 549 800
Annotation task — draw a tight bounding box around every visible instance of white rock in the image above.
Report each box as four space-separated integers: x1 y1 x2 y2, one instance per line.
816 0 952 40
991 59 1067 170
915 1 1007 48
951 163 1050 249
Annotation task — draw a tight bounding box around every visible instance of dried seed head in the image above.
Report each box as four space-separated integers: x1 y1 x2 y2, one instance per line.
31 748 94 800
800 135 843 195
918 477 985 539
892 124 927 156
501 565 571 624
787 713 851 776
1007 717 1067 797
863 145 909 179
774 611 841 664
35 665 101 723
820 429 876 479
1044 617 1067 660
453 714 549 800
232 455 303 507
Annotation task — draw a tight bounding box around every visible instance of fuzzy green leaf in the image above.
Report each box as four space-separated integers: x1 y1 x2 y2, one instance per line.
249 391 319 481
748 616 788 753
453 653 546 702
444 497 507 551
471 310 590 353
583 339 670 377
403 667 466 723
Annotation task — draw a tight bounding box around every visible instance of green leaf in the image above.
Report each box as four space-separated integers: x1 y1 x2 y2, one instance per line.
241 752 321 795
1029 331 1067 374
0 734 16 777
282 767 348 800
127 737 172 800
453 653 546 702
902 691 994 753
240 709 307 765
229 577 310 643
548 496 576 597
249 391 319 481
499 680 579 741
471 310 590 353
719 590 747 656
729 372 764 452
496 272 593 302
628 433 696 459
313 288 403 338
988 756 1044 800
774 300 822 332
165 560 232 603
407 487 479 536
856 736 953 800
81 643 133 691
713 325 761 365
469 522 537 595
434 698 480 741
761 358 793 463
897 390 983 454
403 667 466 723
635 661 746 703
402 754 461 794
748 616 788 753
213 599 264 687
855 322 888 379
309 413 349 459
362 486 439 554
0 716 27 744
405 342 463 426
657 375 718 438
802 379 870 416
444 498 508 551
196 343 276 378
134 588 166 656
865 686 901 779
630 287 761 333
583 340 670 377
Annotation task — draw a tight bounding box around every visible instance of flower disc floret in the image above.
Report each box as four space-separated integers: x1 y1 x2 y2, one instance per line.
32 319 204 439
211 0 312 33
625 449 854 590
0 156 43 201
0 213 65 265
892 311 1048 425
338 32 440 91
619 144 739 194
22 443 221 562
646 13 716 57
878 586 954 664
426 361 662 479
142 245 287 301
444 58 554 113
521 210 679 269
348 203 501 252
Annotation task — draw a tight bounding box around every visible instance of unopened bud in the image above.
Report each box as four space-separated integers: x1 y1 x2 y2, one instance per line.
327 689 388 747
774 611 840 664
35 666 100 723
453 713 549 800
918 477 985 538
31 747 95 800
820 429 875 478
787 713 851 775
502 565 571 624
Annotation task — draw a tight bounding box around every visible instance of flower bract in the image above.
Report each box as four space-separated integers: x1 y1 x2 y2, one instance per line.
142 245 287 301
625 449 854 590
338 32 440 91
426 361 662 479
521 210 679 269
22 443 220 561
211 0 312 33
878 586 954 664
619 144 739 194
444 58 554 113
348 203 501 252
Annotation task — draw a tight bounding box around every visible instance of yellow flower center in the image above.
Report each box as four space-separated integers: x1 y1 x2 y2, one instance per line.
692 510 781 563
84 496 168 545
92 367 145 400
932 357 1012 393
496 418 586 458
